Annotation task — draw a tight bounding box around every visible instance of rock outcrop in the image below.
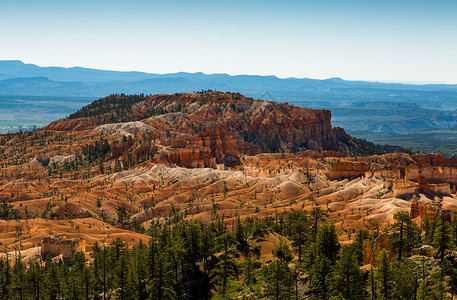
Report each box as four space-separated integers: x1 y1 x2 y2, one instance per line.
385 176 450 198
187 129 240 166
47 92 340 153
410 196 451 222
41 234 85 261
49 155 75 166
326 162 368 180
155 147 217 168
363 233 392 266
95 121 155 137
412 153 457 168
412 245 435 257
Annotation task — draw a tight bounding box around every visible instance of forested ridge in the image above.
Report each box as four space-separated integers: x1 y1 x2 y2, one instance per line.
1 210 457 299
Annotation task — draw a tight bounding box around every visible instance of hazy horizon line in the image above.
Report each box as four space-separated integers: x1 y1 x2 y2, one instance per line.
2 59 453 86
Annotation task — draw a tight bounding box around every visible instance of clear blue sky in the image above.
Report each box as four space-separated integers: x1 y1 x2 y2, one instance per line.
1 0 456 83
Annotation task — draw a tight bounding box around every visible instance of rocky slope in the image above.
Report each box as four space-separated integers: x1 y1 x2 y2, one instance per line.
46 91 340 154
1 91 451 257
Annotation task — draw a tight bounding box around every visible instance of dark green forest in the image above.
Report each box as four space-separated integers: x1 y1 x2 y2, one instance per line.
2 210 457 299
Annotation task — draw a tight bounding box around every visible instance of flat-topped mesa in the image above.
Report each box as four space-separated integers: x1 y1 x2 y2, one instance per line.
142 92 338 153
44 91 341 158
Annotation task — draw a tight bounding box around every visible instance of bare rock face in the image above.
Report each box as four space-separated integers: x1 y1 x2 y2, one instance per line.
412 245 435 257
41 234 85 261
95 121 155 137
156 147 217 169
412 153 457 167
49 155 75 166
51 202 93 219
187 128 240 166
45 118 95 131
326 162 368 180
363 233 392 266
47 92 341 154
28 158 45 169
238 142 262 156
410 197 451 222
32 154 51 166
362 239 373 265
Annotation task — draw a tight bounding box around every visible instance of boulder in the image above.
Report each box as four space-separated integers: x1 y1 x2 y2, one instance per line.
412 245 434 257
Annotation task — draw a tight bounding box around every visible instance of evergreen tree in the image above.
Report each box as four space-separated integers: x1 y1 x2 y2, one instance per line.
350 229 369 265
391 258 416 300
330 247 368 300
451 212 457 246
10 255 26 300
390 211 418 260
375 249 393 300
26 261 45 300
0 256 11 300
310 205 328 242
286 210 311 262
44 258 61 300
315 222 341 265
243 253 260 288
263 239 294 300
434 219 453 265
308 222 341 300
310 256 333 300
211 232 237 295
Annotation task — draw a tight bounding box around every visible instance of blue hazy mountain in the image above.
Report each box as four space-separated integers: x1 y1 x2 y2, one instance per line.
3 60 457 153
1 60 457 110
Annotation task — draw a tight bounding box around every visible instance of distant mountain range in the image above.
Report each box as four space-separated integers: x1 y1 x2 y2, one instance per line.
3 60 457 155
1 60 457 110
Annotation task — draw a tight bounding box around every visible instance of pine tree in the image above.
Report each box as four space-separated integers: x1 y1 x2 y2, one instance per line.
310 205 328 242
263 239 294 300
315 222 341 265
434 219 453 265
211 232 237 295
330 247 368 300
350 229 369 265
310 256 333 300
308 222 341 300
0 256 11 300
433 220 453 300
26 260 45 300
375 249 393 300
44 257 61 300
390 211 418 260
235 216 248 249
243 253 260 288
115 254 129 300
451 212 457 245
286 210 311 262
391 258 416 300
